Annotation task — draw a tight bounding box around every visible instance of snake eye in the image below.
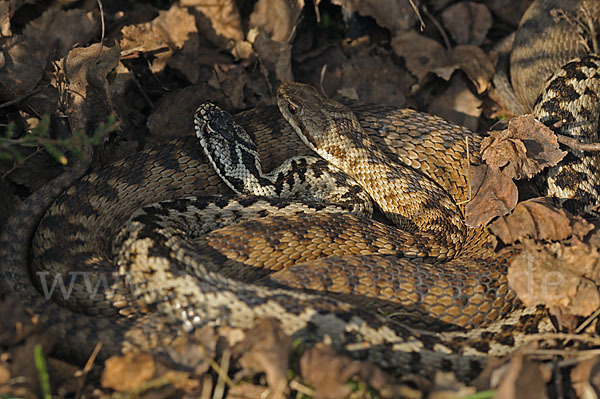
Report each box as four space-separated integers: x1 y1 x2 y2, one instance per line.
288 103 297 115
204 125 211 135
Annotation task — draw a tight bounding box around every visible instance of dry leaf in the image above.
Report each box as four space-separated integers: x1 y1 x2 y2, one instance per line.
300 343 362 399
62 43 120 135
331 0 418 33
482 115 566 179
465 164 518 228
428 371 476 399
466 115 567 227
441 2 492 46
249 0 304 42
232 319 291 399
120 4 197 73
252 33 294 87
450 45 495 94
508 239 600 317
391 31 450 84
489 197 594 244
101 352 156 392
392 32 494 94
0 8 97 99
428 75 482 131
183 0 243 43
492 351 549 399
571 356 600 399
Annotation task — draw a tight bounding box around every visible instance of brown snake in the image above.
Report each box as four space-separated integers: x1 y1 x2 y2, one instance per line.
1 0 599 382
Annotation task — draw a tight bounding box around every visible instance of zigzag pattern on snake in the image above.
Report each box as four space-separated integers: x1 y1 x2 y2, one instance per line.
1 0 599 382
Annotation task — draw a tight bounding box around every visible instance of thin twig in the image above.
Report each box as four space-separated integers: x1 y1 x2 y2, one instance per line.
319 64 328 96
421 4 450 49
73 342 102 399
456 136 472 206
575 307 600 333
0 88 42 109
408 0 425 30
1 148 42 179
557 133 600 151
523 332 600 345
95 0 105 57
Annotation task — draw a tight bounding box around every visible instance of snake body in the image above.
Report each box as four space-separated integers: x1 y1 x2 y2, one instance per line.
0 0 599 383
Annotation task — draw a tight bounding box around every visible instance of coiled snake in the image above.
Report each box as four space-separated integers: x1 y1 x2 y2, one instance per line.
1 0 599 382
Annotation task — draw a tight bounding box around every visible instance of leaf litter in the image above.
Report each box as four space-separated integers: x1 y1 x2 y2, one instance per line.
1 0 600 398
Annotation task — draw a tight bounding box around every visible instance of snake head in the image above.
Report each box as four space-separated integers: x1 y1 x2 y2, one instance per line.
193 103 261 194
277 82 370 165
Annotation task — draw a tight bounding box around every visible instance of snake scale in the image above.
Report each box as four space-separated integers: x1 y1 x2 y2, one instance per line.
1 0 599 383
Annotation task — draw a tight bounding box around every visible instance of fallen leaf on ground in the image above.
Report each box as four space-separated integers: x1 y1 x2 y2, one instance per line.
450 45 495 94
331 0 418 34
232 319 291 399
300 343 362 399
120 4 197 73
428 75 482 131
491 349 549 399
392 32 494 93
465 164 518 228
101 352 155 392
441 2 492 46
183 0 244 45
0 8 98 99
508 239 600 317
428 371 476 399
300 343 411 398
466 115 566 227
61 43 120 135
252 32 294 88
571 356 600 399
489 197 594 244
249 0 303 42
391 31 448 84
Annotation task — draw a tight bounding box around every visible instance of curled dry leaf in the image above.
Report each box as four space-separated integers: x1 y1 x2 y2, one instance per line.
466 115 567 227
508 239 600 317
428 371 476 399
331 0 418 34
571 356 600 399
252 33 294 87
0 8 98 98
232 319 291 399
182 0 243 44
391 32 494 93
101 352 156 392
120 4 197 73
441 2 493 46
465 163 518 228
300 343 362 399
481 115 566 179
428 75 482 131
450 45 495 94
490 197 594 244
491 349 549 399
249 0 304 42
62 43 120 135
300 343 411 399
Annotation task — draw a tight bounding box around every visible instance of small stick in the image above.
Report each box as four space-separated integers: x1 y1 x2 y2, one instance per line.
557 133 600 151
